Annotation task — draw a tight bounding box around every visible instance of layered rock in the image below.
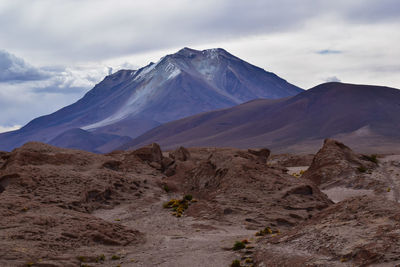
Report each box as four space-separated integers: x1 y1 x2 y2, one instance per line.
254 195 400 266
302 139 378 188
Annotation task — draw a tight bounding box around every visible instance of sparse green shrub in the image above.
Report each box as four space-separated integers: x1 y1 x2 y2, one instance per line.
245 258 253 263
184 194 193 201
163 185 170 192
231 259 241 267
163 195 195 217
357 166 367 173
255 226 280 237
363 154 378 164
232 241 246 251
111 255 120 260
77 256 86 262
96 254 105 262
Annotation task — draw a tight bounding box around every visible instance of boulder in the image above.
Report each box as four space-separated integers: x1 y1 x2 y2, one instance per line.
133 143 163 163
248 148 270 163
302 139 377 187
169 146 191 161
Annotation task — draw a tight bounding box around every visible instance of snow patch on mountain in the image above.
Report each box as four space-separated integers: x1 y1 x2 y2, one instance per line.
83 58 183 130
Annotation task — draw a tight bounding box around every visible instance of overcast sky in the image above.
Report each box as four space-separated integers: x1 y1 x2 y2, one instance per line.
1 0 400 132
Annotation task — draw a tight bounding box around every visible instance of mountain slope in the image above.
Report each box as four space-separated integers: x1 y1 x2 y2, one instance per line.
122 82 400 153
0 47 302 152
48 128 132 153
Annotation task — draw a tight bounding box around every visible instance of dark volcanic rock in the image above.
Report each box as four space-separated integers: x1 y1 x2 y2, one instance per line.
169 146 191 161
133 143 163 164
302 139 378 188
248 148 270 163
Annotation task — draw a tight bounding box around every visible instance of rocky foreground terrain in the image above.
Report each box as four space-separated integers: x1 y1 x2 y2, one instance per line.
1 140 400 266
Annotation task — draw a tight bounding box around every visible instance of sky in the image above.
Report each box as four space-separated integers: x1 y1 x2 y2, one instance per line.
0 0 400 132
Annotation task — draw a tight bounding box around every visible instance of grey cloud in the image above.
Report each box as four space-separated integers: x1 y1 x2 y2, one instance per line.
317 50 342 55
0 1 399 62
344 0 400 23
4 0 397 63
0 50 50 82
0 50 112 128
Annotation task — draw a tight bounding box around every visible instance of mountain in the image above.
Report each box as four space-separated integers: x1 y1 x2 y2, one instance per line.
48 128 132 153
0 47 302 152
122 82 400 153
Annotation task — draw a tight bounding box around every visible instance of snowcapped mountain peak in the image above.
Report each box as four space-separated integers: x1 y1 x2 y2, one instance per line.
0 47 303 152
82 47 303 132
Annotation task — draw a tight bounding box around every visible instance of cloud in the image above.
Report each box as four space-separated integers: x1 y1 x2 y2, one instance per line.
2 0 399 64
0 125 21 134
0 50 124 128
0 50 50 82
317 50 342 55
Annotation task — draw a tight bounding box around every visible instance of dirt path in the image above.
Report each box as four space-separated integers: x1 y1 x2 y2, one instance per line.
93 193 255 266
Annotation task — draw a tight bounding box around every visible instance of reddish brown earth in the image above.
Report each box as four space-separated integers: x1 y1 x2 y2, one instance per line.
0 142 160 266
252 139 400 267
253 195 400 266
1 140 400 266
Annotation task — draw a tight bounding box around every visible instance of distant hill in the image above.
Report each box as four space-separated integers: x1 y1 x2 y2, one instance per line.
0 47 302 152
122 82 400 154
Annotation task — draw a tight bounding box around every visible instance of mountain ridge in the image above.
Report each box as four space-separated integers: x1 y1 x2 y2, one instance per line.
0 47 302 152
121 82 400 154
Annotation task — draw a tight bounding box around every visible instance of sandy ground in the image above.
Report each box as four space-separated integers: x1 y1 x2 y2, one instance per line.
89 155 400 266
286 156 400 204
322 187 374 203
286 166 309 175
376 154 400 202
93 194 255 267
321 155 400 203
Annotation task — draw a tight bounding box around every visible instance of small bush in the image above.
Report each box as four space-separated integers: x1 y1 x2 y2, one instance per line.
233 241 246 251
163 196 194 217
184 194 193 201
163 185 170 192
255 226 274 236
387 187 391 192
97 254 105 262
231 259 241 267
357 166 367 173
111 255 120 260
245 258 253 263
363 154 378 164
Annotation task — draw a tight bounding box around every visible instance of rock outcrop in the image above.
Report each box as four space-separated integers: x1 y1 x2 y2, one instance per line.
254 195 400 266
162 147 332 229
302 139 378 188
132 143 163 164
0 142 162 266
169 146 191 161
